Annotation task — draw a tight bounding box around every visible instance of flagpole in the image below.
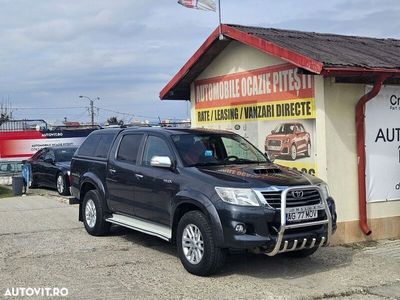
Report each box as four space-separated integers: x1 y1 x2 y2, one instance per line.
218 0 223 40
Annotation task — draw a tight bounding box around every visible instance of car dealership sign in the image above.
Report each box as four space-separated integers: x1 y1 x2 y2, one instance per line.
365 85 400 202
193 63 317 176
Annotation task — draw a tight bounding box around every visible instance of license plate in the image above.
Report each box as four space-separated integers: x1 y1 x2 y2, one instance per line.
268 146 281 151
286 206 318 222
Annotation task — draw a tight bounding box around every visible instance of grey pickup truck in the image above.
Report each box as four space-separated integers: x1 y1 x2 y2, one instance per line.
70 127 337 276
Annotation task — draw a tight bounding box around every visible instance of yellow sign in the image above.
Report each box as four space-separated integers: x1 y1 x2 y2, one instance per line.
196 98 315 124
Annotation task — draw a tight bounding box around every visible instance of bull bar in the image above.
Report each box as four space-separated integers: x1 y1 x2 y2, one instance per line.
254 186 333 256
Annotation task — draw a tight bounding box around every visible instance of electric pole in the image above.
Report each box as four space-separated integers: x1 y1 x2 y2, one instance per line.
79 95 99 126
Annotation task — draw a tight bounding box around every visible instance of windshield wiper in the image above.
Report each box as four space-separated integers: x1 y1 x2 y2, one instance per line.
223 157 264 165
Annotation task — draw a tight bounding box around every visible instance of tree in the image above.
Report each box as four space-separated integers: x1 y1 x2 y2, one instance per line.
107 116 124 125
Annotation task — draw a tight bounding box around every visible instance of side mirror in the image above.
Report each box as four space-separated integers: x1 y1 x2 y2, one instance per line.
150 156 172 169
271 130 275 134
44 158 54 164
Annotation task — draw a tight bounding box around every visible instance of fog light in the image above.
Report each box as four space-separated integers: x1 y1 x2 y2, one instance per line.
235 223 246 234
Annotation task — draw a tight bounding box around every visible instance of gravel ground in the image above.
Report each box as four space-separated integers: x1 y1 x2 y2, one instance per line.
0 191 399 299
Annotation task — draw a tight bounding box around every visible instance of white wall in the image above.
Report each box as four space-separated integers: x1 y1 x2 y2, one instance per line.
324 80 400 221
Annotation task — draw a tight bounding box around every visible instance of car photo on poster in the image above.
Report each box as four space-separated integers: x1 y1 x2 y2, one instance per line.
265 122 311 161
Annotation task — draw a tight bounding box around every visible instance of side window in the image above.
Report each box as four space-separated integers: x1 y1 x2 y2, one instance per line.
44 150 55 161
143 136 172 166
116 134 143 163
78 134 101 157
94 134 115 158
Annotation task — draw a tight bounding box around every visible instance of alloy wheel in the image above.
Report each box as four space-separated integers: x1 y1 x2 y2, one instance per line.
182 224 204 265
85 199 97 228
57 175 64 194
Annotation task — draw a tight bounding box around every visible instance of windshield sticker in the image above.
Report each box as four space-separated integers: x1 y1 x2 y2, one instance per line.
204 150 213 157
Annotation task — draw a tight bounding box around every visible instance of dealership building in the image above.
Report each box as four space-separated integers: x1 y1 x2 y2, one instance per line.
160 24 400 244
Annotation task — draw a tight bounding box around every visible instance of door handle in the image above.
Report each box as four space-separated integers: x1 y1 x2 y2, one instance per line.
135 173 144 179
109 168 116 174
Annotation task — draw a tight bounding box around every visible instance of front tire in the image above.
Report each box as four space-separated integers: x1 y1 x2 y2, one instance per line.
305 142 311 157
56 173 69 196
290 144 297 160
177 211 226 276
82 190 111 236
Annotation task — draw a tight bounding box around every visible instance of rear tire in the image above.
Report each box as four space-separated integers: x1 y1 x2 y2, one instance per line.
56 173 70 196
82 190 111 236
285 247 318 258
177 211 226 276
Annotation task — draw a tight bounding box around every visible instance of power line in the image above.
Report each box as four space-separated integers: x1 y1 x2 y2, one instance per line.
14 107 85 110
94 106 166 120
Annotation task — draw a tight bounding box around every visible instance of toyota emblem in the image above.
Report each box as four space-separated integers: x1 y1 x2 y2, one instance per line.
291 190 304 199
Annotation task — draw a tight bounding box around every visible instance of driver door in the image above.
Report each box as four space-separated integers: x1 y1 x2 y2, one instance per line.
133 135 179 226
42 149 57 187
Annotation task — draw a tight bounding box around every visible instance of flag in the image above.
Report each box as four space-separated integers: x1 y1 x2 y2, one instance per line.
178 0 216 12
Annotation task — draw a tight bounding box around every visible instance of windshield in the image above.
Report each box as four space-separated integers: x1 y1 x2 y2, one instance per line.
273 123 295 134
172 133 268 167
54 148 77 162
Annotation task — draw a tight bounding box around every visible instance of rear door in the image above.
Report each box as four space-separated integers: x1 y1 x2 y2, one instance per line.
106 133 144 216
133 134 179 226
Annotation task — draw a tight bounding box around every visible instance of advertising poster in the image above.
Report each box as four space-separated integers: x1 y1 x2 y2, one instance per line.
193 63 317 175
365 85 400 202
0 129 95 161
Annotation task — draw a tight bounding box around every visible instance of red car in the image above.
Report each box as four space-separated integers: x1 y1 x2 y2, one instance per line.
265 123 311 160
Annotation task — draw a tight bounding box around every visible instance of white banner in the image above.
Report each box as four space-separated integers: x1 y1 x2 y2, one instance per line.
365 85 400 202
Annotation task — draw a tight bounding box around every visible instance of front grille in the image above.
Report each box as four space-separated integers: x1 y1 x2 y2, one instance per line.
268 140 282 147
261 188 322 209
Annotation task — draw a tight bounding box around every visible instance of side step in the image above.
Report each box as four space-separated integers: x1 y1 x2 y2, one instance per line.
106 214 172 242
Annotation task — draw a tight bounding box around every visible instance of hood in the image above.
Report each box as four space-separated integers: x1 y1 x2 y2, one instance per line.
55 161 71 170
198 163 320 187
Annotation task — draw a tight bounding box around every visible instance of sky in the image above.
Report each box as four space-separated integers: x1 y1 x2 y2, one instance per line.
0 0 399 125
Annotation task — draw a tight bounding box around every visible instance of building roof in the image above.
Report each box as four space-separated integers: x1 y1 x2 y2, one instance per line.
231 24 400 71
160 24 400 100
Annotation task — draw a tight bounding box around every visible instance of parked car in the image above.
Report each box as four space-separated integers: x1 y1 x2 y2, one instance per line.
265 123 311 160
71 128 336 276
29 146 77 195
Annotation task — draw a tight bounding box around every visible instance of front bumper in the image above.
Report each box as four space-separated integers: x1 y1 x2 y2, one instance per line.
217 186 337 255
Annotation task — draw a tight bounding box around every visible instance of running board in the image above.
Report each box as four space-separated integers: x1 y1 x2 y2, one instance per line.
106 214 171 241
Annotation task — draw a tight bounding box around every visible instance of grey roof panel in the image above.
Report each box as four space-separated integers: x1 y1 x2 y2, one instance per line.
229 24 400 69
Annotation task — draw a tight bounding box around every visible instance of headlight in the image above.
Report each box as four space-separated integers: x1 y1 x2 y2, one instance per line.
67 171 71 176
283 138 290 143
317 182 330 200
215 187 260 206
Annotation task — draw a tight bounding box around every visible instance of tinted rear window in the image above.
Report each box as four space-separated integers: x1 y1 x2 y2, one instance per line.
94 134 116 158
77 132 116 158
78 134 101 157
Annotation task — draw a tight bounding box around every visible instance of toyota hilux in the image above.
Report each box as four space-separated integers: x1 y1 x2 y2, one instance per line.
70 127 336 276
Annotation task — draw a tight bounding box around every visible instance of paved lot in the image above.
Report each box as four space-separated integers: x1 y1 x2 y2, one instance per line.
0 193 399 299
